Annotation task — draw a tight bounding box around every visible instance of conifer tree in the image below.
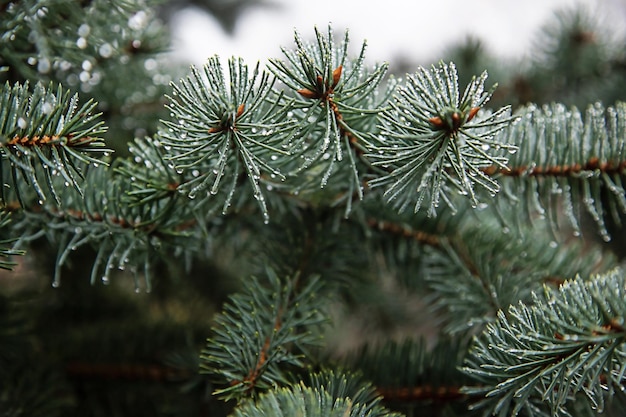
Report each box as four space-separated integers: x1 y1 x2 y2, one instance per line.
1 2 626 416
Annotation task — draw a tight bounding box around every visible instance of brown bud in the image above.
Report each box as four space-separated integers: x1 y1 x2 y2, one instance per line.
467 107 480 122
332 65 343 89
429 116 445 129
297 88 318 99
236 103 245 118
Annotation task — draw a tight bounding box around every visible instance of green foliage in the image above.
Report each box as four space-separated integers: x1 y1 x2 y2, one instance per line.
493 102 626 240
268 26 389 214
200 269 328 401
369 61 517 215
424 224 615 334
0 81 108 205
162 56 295 222
2 2 626 417
463 269 626 417
230 383 402 417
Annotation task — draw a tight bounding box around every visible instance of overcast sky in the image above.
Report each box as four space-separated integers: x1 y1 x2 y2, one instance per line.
170 0 626 67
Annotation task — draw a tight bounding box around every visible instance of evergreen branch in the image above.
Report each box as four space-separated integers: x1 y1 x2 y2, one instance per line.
268 25 389 215
462 269 626 417
367 62 518 217
0 81 109 206
305 369 386 413
230 383 402 417
161 57 295 223
114 136 183 209
488 102 626 241
200 269 328 401
8 163 194 289
365 216 442 248
424 226 615 334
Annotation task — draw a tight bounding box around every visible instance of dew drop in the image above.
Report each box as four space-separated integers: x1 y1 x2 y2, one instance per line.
37 58 50 73
77 23 90 37
76 37 87 49
128 10 148 29
42 102 53 114
99 43 113 58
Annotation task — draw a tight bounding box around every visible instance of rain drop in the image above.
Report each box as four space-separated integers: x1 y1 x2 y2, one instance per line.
37 58 50 73
99 43 113 58
77 23 90 37
41 102 53 114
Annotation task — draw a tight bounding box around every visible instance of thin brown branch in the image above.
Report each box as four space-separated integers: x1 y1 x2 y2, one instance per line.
366 217 441 247
484 157 626 177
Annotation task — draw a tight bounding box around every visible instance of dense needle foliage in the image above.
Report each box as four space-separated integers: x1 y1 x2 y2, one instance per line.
1 1 626 417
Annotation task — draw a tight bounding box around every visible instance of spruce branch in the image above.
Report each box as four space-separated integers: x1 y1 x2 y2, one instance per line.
304 368 386 412
491 101 626 241
200 269 328 401
115 136 183 209
9 162 193 289
0 81 109 206
230 383 402 417
462 269 626 417
161 56 295 223
268 25 389 214
368 61 518 216
424 226 615 335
